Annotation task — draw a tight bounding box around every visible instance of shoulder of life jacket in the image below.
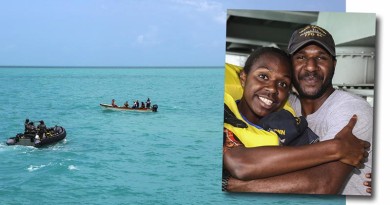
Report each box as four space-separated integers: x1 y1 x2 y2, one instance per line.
224 92 280 147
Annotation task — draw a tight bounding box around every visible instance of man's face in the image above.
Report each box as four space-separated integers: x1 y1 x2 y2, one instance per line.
239 53 291 123
291 44 336 99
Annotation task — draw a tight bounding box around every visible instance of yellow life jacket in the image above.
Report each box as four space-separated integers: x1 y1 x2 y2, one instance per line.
224 63 244 101
224 92 280 147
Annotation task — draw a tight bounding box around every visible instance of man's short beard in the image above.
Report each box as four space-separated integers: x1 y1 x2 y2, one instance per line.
293 70 335 99
294 80 332 99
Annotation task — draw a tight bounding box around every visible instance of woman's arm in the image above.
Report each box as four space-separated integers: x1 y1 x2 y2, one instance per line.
227 160 352 194
224 115 370 180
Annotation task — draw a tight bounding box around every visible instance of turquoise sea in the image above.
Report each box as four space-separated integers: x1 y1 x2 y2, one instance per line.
0 68 344 205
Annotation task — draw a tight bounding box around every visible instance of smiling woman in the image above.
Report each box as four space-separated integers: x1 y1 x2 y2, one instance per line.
238 47 292 124
223 47 306 148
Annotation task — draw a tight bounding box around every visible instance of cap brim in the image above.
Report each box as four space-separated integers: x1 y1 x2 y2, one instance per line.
289 39 335 57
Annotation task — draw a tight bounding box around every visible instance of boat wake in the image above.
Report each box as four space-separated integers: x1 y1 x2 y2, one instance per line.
68 165 79 171
27 163 50 172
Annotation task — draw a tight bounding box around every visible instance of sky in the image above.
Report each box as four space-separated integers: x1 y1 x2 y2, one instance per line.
0 0 345 67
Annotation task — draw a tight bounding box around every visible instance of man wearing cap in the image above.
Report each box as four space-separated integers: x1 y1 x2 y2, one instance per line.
226 25 373 195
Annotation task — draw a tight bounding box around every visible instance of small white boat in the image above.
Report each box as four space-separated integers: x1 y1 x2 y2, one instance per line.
99 103 158 112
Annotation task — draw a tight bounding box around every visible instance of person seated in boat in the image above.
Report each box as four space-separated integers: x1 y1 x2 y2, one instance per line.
111 99 118 107
146 98 151 108
136 100 140 108
37 120 47 139
25 121 36 135
24 119 30 133
132 101 137 108
141 102 145 108
123 101 129 108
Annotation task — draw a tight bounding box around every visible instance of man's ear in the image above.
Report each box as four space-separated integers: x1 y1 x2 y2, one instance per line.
333 58 337 68
239 71 246 87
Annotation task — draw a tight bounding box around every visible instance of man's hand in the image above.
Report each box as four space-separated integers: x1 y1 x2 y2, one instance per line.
364 173 372 194
334 115 371 168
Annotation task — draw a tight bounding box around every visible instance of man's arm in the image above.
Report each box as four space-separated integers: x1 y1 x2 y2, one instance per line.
227 161 352 194
224 115 369 181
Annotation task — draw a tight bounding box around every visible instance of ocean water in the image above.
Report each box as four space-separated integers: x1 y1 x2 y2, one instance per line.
0 68 344 205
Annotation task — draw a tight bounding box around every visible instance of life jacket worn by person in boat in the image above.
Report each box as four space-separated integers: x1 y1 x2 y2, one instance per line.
223 63 319 147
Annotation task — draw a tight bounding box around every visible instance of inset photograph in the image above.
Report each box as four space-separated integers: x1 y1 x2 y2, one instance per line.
222 10 375 196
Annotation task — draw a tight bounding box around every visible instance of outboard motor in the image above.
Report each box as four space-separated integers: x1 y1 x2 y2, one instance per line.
152 104 158 112
6 138 16 145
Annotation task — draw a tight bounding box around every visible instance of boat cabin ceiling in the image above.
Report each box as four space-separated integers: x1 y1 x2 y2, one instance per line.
225 10 376 106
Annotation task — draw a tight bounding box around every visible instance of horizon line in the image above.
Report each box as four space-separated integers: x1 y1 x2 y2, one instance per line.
0 65 223 69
